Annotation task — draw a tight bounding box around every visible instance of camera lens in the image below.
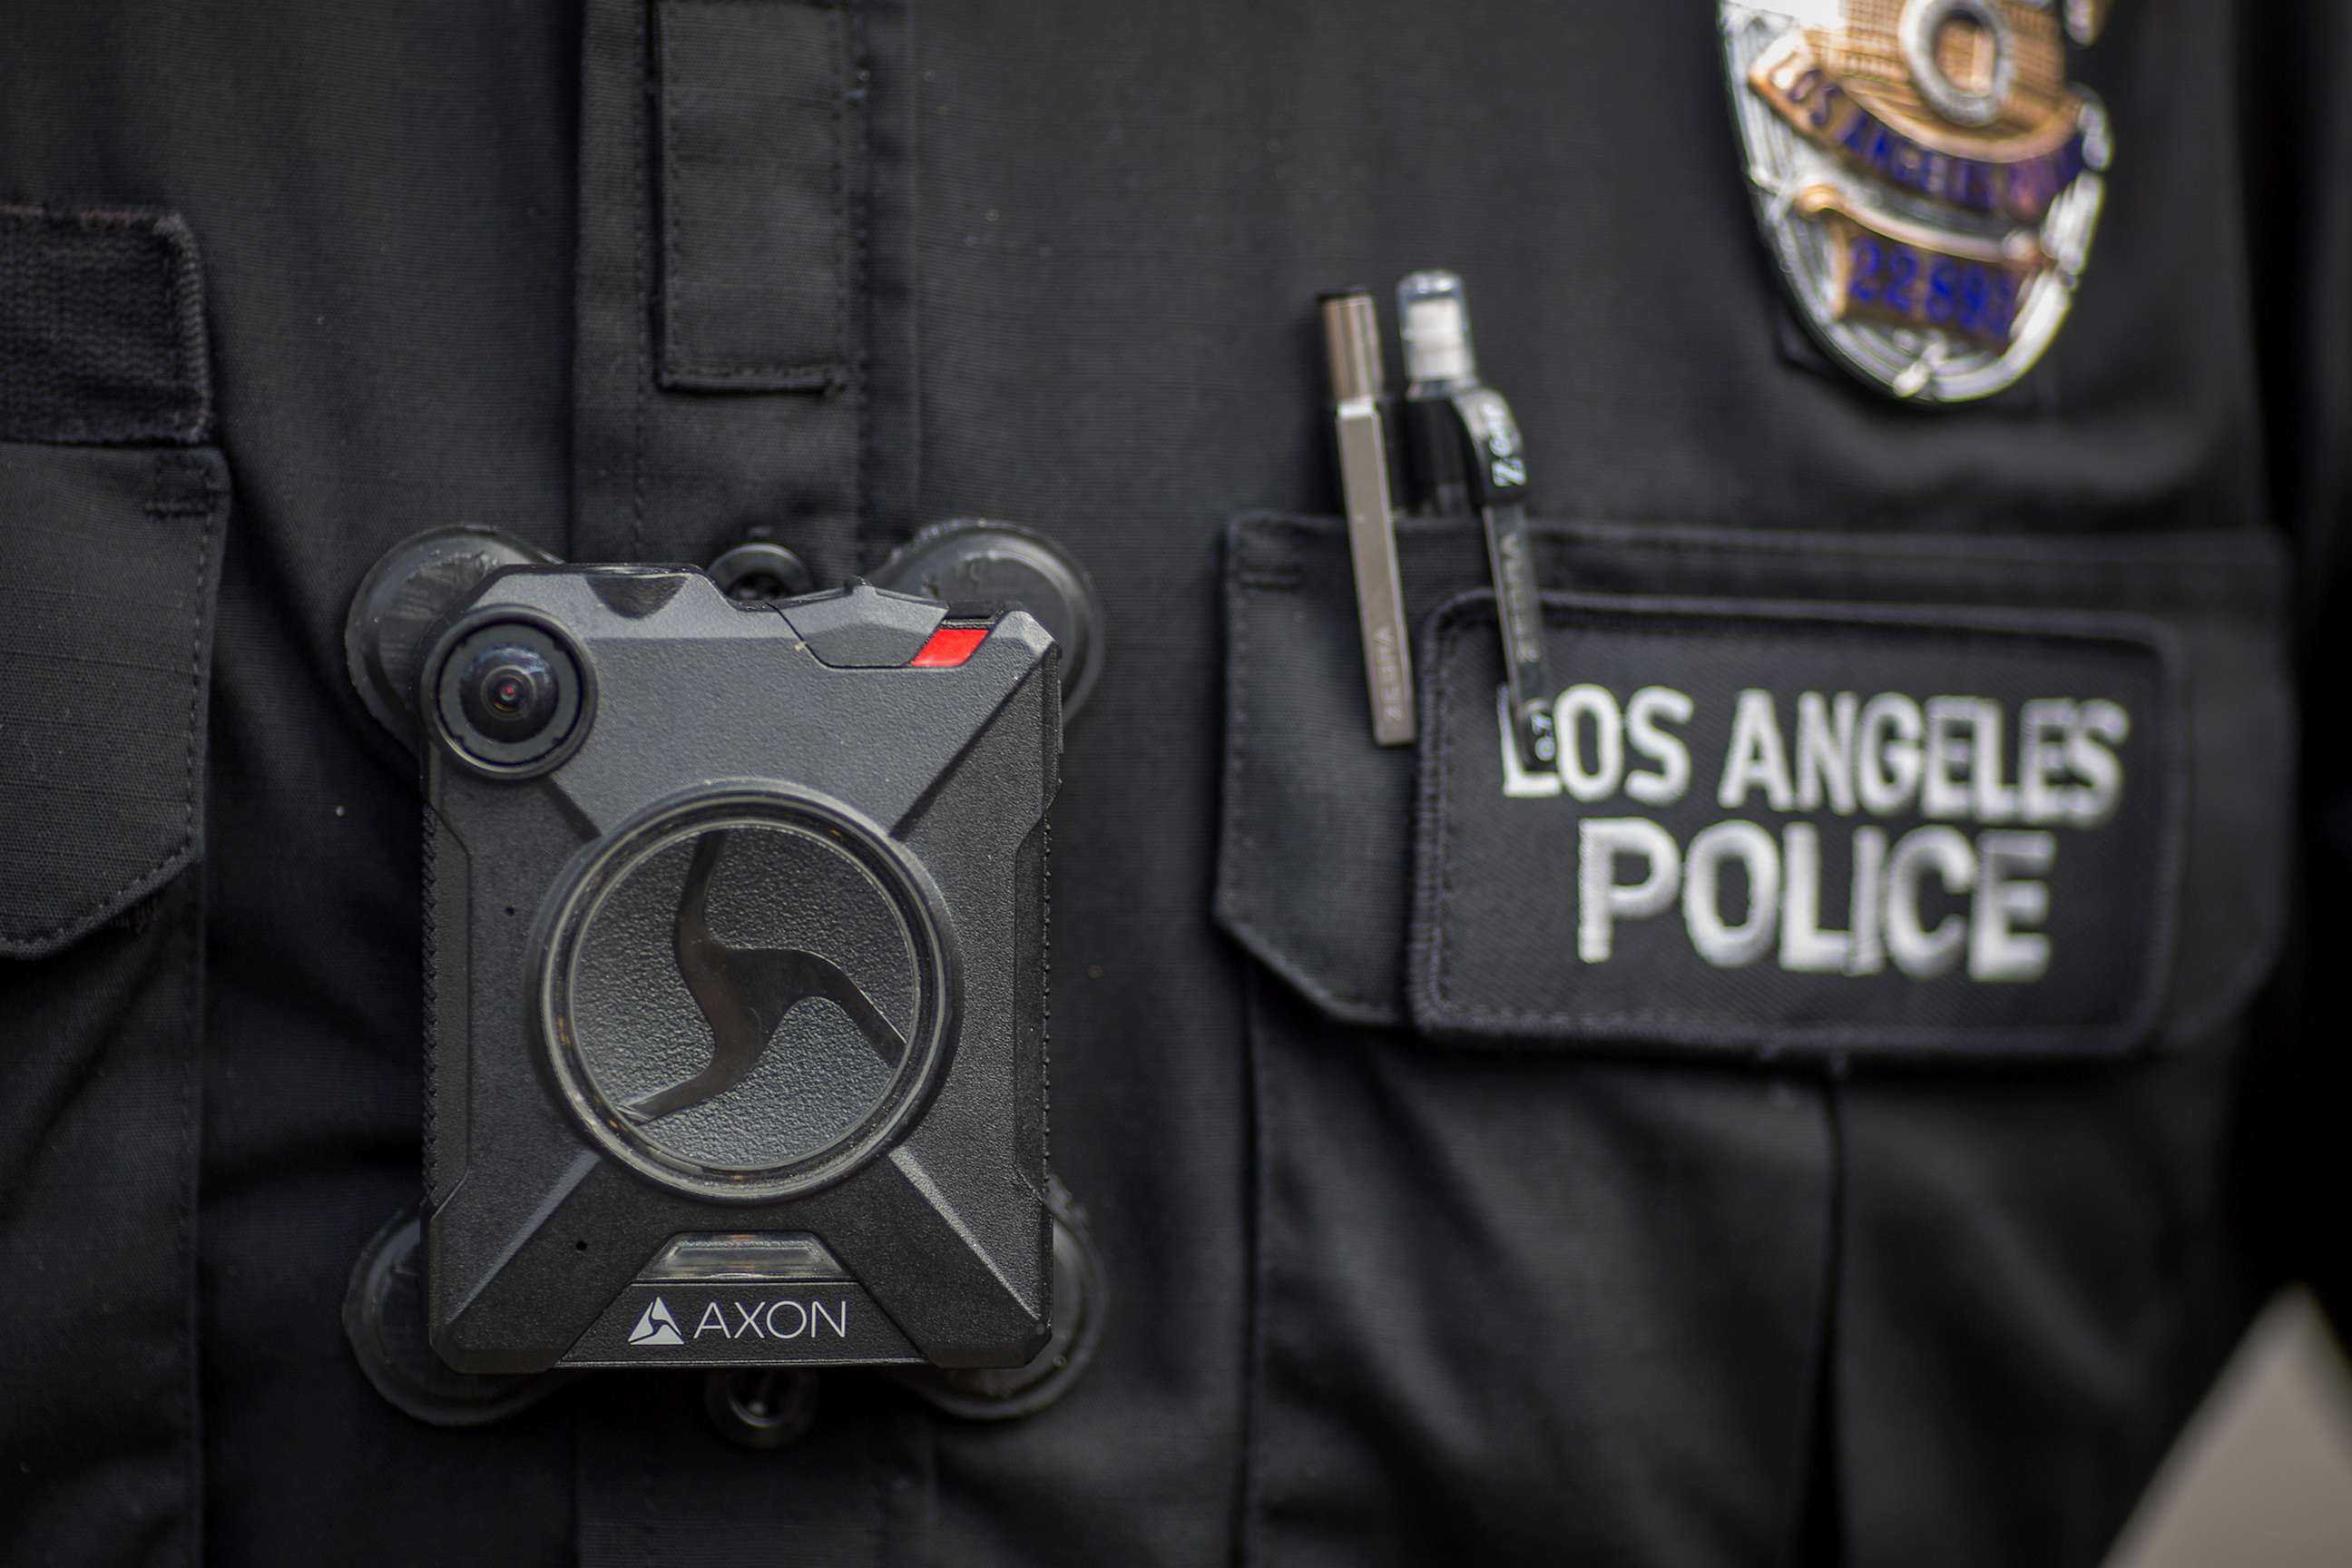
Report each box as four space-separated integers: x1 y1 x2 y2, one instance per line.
459 644 558 742
431 619 590 776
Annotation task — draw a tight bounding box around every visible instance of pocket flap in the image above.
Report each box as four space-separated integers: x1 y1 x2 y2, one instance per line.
1217 514 2291 1061
0 205 226 958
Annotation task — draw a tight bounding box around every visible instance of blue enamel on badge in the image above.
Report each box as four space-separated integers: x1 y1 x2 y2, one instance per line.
1721 0 2114 401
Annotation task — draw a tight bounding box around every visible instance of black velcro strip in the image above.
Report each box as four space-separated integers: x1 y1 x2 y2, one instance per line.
655 0 857 392
0 204 212 446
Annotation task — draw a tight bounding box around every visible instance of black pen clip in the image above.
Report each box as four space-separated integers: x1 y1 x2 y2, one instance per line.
1452 386 1556 772
1396 270 1557 773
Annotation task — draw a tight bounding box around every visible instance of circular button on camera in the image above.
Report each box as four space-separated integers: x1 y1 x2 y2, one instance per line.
541 790 958 1203
430 619 590 776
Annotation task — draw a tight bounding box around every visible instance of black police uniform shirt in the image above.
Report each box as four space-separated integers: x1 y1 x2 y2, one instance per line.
1 3 2345 1565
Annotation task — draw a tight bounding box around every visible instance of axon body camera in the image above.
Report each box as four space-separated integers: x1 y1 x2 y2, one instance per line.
403 560 1059 1374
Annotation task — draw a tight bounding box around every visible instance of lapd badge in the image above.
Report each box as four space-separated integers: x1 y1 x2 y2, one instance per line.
1721 0 2114 401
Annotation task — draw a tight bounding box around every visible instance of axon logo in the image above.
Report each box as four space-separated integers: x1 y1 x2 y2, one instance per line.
624 1294 853 1349
691 1298 850 1342
629 1297 684 1347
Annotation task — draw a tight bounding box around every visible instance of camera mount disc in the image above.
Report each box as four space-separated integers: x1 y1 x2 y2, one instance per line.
539 789 958 1204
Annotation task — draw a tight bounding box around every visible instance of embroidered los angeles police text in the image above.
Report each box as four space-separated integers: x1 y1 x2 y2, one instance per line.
1497 685 2130 983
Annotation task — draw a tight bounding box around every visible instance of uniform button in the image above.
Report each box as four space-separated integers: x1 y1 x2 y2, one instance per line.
709 539 815 603
703 1367 821 1450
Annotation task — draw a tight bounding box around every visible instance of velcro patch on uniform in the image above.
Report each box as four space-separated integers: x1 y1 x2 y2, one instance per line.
1410 593 2182 1060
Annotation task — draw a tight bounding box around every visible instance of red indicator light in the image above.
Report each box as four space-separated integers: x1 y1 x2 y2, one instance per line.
909 625 988 668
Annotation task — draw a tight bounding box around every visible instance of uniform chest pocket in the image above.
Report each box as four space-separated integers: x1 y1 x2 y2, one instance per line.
1216 511 2293 1564
0 204 226 956
0 203 227 1566
1218 513 2290 1064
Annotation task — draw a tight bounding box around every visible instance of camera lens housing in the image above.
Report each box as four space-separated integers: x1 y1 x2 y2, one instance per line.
430 618 591 776
460 644 559 741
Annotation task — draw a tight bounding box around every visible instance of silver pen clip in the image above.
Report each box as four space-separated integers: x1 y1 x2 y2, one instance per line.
1320 289 1416 747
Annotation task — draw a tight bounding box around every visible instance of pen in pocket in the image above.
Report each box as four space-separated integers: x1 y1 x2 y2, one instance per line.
1396 270 1557 773
1319 288 1416 748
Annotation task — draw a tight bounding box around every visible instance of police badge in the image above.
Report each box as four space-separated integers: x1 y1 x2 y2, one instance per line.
1721 0 2114 401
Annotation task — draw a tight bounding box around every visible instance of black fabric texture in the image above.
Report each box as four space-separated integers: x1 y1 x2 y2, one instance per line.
2239 0 2352 1348
0 444 229 956
0 875 206 1568
575 1376 933 1568
1834 1045 2257 1568
1244 970 1835 1567
0 204 211 446
0 2 2337 1565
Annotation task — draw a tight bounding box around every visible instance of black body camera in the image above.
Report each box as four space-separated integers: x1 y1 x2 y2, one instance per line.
382 556 1060 1376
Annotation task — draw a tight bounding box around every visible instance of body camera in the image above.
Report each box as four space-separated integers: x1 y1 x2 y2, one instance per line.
416 567 1058 1373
